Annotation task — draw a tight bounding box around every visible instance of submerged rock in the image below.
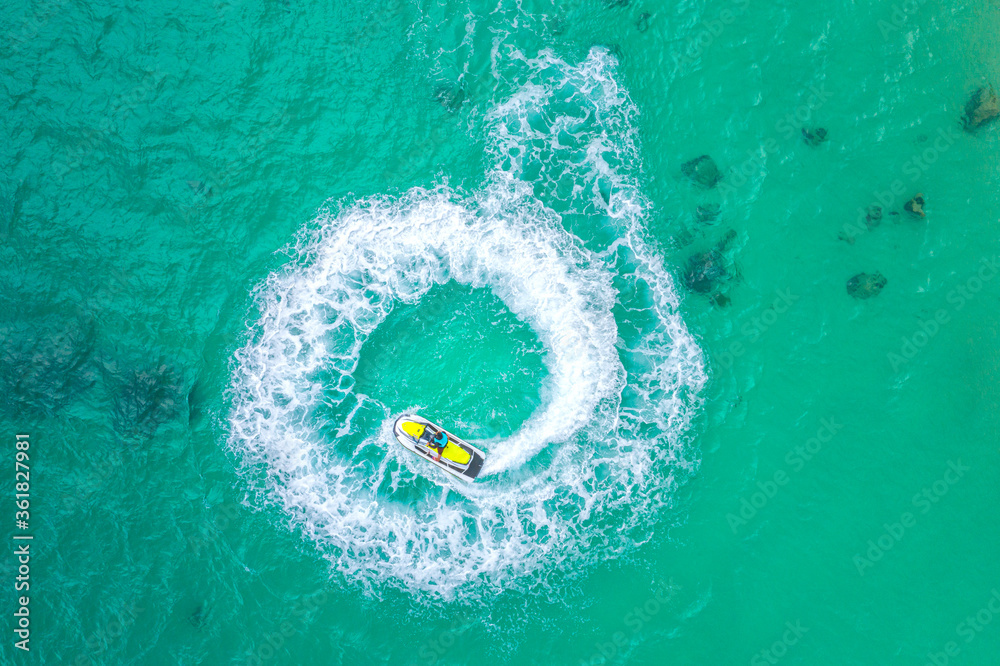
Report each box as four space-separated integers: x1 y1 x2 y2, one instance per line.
594 42 624 60
846 272 887 299
837 205 891 244
548 14 567 35
433 81 466 112
0 314 96 417
636 12 651 32
186 379 209 426
864 205 882 229
189 602 207 629
802 127 828 146
684 229 738 294
682 155 722 188
674 227 698 248
962 87 999 131
186 180 213 197
904 193 926 217
110 361 185 440
696 203 721 223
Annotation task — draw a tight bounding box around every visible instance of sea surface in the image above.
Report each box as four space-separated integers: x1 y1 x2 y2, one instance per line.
2 0 999 664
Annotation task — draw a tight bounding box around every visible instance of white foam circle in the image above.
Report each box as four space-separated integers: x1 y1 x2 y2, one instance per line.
227 48 706 599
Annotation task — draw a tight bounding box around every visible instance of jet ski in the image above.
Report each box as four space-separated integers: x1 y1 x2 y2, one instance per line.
392 414 486 483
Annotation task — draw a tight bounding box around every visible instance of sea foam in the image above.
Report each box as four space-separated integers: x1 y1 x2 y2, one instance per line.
227 48 705 599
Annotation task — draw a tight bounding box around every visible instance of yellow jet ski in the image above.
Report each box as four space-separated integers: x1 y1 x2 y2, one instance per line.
392 414 486 483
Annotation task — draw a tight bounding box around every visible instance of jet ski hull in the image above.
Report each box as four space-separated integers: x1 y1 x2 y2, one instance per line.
392 414 486 483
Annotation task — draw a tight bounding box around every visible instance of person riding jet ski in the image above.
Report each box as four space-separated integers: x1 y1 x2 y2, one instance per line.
425 428 448 461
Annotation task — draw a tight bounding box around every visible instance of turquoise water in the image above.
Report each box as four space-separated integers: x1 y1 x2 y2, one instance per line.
2 0 999 664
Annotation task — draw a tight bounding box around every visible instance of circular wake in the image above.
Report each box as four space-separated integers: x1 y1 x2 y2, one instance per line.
227 48 705 599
